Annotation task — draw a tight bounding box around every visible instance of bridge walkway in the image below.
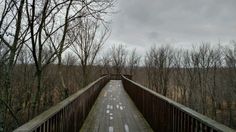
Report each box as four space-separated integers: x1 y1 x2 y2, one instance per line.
80 80 153 132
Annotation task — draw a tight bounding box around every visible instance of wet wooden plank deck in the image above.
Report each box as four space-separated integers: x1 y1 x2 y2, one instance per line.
80 80 153 132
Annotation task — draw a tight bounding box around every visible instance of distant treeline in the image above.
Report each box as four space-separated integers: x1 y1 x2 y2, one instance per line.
136 43 236 129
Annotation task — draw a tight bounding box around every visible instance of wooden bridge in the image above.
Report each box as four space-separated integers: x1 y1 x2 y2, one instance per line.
14 75 235 132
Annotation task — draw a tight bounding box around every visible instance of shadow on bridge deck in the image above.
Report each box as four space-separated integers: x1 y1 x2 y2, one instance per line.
80 80 153 132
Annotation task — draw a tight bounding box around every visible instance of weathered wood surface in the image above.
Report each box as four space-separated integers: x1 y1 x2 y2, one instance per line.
80 80 153 132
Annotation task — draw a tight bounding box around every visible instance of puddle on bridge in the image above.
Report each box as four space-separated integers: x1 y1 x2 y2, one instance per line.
80 80 153 132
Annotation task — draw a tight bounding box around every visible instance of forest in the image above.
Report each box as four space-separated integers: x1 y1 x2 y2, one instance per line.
0 0 236 131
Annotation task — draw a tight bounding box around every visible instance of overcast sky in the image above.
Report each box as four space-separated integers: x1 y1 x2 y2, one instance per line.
104 0 236 56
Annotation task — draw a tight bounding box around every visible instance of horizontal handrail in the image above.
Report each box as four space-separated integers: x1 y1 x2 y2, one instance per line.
101 74 132 80
122 75 235 132
14 75 109 132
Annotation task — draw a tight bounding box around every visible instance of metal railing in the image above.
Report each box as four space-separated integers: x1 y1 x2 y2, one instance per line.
122 75 235 132
14 75 109 132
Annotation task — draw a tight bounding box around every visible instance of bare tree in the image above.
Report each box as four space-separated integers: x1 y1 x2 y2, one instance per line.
0 0 114 130
111 44 127 74
101 52 112 75
24 0 112 115
223 43 236 127
127 49 141 76
70 18 109 87
145 45 174 96
172 49 189 104
55 0 114 99
0 0 27 130
25 0 59 116
62 52 77 66
144 48 157 91
192 44 214 115
205 45 222 119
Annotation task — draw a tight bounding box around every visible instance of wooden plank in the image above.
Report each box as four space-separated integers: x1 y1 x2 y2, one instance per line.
80 80 153 132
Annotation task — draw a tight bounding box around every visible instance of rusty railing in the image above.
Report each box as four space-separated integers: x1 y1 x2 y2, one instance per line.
122 75 235 132
14 75 109 132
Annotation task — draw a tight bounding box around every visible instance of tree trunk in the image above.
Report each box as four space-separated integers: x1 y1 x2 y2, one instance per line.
228 101 233 127
32 70 42 117
82 65 88 87
57 64 68 99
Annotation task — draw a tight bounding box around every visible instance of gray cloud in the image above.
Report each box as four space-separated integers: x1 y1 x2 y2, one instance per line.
105 0 236 55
